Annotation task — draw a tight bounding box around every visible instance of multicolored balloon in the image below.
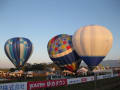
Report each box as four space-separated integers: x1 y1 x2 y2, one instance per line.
4 37 33 68
47 34 81 72
72 25 113 70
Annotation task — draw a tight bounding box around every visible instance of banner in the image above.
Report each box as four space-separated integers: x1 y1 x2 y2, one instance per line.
67 78 81 85
47 79 67 87
0 73 119 90
27 79 67 90
81 77 87 83
81 76 94 83
113 74 118 77
118 72 120 77
67 76 94 85
27 81 46 90
0 82 27 90
102 74 112 79
97 75 104 80
97 74 113 80
85 76 94 82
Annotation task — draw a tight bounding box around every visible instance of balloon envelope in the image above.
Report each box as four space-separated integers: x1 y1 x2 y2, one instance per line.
47 34 81 72
4 37 33 68
72 25 113 70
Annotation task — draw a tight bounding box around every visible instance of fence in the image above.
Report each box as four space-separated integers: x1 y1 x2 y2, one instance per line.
0 73 120 90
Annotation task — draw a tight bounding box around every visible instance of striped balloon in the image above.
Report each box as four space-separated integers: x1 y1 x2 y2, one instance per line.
4 37 33 68
47 34 81 72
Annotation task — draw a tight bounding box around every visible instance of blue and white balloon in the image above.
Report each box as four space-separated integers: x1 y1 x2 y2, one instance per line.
4 37 33 68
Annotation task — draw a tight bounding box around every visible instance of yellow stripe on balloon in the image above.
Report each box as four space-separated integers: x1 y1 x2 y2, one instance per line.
60 40 63 44
51 51 55 56
20 43 24 65
72 62 76 71
52 48 73 58
53 45 55 49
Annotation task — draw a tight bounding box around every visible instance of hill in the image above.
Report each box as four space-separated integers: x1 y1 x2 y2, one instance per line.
81 60 120 67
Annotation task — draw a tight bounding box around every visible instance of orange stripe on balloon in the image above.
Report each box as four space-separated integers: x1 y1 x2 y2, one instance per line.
52 48 73 58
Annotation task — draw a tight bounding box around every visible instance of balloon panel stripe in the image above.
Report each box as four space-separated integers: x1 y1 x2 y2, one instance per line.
5 43 17 67
51 51 80 70
9 44 15 60
80 56 105 67
23 42 27 64
16 38 20 63
12 38 19 66
22 38 32 66
22 42 28 66
5 44 14 66
20 43 25 66
20 38 26 66
52 48 73 58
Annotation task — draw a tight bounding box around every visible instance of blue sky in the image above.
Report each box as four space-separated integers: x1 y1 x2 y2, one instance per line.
0 0 120 68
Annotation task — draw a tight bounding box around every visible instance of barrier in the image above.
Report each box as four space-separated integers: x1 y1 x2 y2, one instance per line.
67 78 81 85
67 76 94 85
97 74 111 80
97 73 119 80
113 74 118 77
0 73 119 90
0 82 27 90
47 79 67 87
27 81 46 90
81 76 94 82
27 79 67 90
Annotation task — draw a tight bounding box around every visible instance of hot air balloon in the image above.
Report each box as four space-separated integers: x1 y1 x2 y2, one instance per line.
47 34 81 72
4 37 33 69
72 25 113 70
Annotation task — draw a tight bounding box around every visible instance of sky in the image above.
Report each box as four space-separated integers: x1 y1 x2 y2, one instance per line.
0 0 120 68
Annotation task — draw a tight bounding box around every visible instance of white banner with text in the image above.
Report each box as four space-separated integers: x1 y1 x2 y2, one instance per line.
0 82 27 90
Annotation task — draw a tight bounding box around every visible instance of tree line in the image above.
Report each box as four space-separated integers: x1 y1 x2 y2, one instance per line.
9 62 60 72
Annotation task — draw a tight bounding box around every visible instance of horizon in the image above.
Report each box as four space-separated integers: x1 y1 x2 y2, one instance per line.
0 59 119 69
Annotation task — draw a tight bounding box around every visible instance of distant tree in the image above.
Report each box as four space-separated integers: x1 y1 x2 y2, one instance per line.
48 62 61 70
24 63 32 67
24 62 62 72
23 63 32 72
32 63 46 71
24 66 30 72
24 63 48 71
118 58 120 64
9 68 16 72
